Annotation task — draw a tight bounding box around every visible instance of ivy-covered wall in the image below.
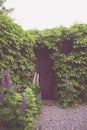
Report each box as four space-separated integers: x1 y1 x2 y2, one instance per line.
51 25 87 107
0 15 40 130
28 25 87 107
0 14 87 107
0 14 35 90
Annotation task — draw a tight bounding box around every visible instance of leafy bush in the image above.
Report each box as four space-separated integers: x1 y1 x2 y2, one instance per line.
0 14 87 108
0 14 35 90
0 70 40 130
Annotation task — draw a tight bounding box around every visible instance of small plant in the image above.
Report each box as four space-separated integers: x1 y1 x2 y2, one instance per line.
0 69 41 130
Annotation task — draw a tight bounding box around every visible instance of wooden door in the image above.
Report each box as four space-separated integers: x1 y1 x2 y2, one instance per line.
35 47 55 100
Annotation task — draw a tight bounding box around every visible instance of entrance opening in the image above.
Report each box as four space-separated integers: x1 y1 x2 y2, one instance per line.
34 47 55 100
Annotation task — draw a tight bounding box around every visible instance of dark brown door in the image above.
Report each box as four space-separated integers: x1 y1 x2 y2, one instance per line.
35 47 55 100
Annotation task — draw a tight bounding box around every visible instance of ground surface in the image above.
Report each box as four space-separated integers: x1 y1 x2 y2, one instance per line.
35 100 87 130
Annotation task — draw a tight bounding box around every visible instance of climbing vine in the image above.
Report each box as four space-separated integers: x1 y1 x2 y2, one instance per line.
0 14 87 107
0 14 35 91
0 14 40 130
28 25 87 107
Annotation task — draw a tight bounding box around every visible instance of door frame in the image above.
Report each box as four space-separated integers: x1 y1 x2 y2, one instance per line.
34 47 56 100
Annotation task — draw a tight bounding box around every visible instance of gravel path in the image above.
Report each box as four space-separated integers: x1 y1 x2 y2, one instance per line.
35 101 87 130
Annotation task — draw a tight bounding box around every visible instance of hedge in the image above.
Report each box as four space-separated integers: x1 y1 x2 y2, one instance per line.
28 25 87 107
0 14 87 108
0 14 35 91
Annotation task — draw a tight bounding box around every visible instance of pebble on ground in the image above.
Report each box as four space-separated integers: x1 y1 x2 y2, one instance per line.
35 101 87 130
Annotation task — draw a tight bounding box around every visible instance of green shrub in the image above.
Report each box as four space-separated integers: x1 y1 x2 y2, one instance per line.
0 14 35 90
0 70 40 130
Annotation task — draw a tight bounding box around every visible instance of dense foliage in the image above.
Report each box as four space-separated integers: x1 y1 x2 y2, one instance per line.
0 14 87 110
0 14 36 91
51 25 87 107
0 69 40 130
28 25 87 107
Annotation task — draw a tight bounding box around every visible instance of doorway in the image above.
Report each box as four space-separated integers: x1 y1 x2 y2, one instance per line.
35 47 55 100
